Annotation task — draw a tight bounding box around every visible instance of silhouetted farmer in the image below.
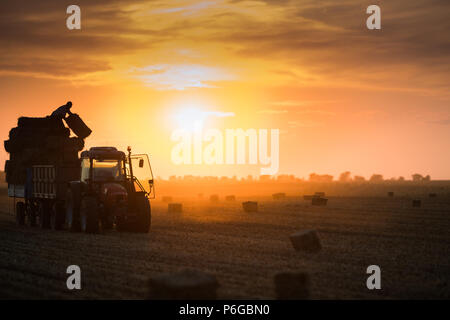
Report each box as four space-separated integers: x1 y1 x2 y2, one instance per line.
51 101 73 119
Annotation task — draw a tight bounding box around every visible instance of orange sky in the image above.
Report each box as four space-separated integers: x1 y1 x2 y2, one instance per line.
0 0 449 179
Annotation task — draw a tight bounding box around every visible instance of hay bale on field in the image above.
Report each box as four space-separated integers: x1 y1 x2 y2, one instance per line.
314 192 325 197
272 193 286 200
311 197 328 206
148 269 219 300
162 196 173 203
274 272 310 300
290 230 322 253
242 201 258 212
412 199 421 207
168 203 182 213
210 194 219 203
225 195 236 201
388 192 394 197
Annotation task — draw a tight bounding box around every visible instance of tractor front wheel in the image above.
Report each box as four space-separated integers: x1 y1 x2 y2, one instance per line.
129 194 151 233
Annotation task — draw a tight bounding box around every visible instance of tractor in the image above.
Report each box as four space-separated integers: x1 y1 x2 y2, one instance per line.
65 146 154 233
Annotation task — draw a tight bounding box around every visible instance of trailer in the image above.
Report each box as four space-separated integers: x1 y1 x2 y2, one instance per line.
10 165 80 228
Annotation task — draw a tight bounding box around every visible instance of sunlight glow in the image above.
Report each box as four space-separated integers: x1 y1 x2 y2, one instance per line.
174 107 208 132
173 103 235 132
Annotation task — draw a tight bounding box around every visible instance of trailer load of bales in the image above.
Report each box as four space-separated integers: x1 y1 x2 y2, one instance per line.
3 112 90 185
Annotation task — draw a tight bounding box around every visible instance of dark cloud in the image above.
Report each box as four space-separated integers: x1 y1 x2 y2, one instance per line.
211 0 450 91
0 0 448 92
0 0 170 77
0 57 111 77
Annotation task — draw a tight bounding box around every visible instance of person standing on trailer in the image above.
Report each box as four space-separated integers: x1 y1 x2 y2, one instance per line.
51 101 73 119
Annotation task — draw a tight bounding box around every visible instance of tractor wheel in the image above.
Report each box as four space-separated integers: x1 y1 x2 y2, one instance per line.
115 216 128 232
39 200 51 229
16 202 25 226
51 201 65 230
128 194 151 233
100 211 114 231
80 196 100 234
66 188 81 232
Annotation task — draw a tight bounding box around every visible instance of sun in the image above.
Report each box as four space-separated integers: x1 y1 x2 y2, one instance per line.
174 107 209 132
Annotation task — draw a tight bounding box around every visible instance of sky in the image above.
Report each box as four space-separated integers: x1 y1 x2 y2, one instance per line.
0 0 449 179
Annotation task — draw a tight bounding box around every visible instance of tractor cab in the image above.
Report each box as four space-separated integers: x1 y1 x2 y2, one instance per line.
79 147 154 198
80 147 126 183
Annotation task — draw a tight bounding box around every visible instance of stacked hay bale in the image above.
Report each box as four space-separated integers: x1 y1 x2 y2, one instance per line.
272 192 286 200
168 203 183 213
242 201 258 212
225 195 236 201
412 199 421 207
4 116 85 185
148 269 219 299
311 196 328 206
274 271 310 299
210 194 219 203
290 230 322 253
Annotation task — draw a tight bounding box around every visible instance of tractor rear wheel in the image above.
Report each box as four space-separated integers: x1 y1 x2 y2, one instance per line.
16 202 25 226
80 196 99 234
101 214 114 231
128 194 151 233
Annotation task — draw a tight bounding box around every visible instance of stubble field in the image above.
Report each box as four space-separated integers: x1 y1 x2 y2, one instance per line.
0 187 449 299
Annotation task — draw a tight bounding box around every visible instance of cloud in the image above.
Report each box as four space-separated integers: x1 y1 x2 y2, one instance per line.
0 0 178 79
258 109 288 114
151 1 217 16
0 0 448 95
0 57 111 77
132 64 235 90
216 0 450 93
296 109 336 116
270 100 339 107
430 119 450 126
287 120 322 128
205 111 235 117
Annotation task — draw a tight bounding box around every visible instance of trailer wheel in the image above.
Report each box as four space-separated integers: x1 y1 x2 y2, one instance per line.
16 202 25 226
51 201 65 230
39 200 51 229
80 196 99 234
66 188 81 232
28 202 37 227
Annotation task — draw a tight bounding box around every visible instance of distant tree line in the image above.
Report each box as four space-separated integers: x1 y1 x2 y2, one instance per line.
154 172 432 183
